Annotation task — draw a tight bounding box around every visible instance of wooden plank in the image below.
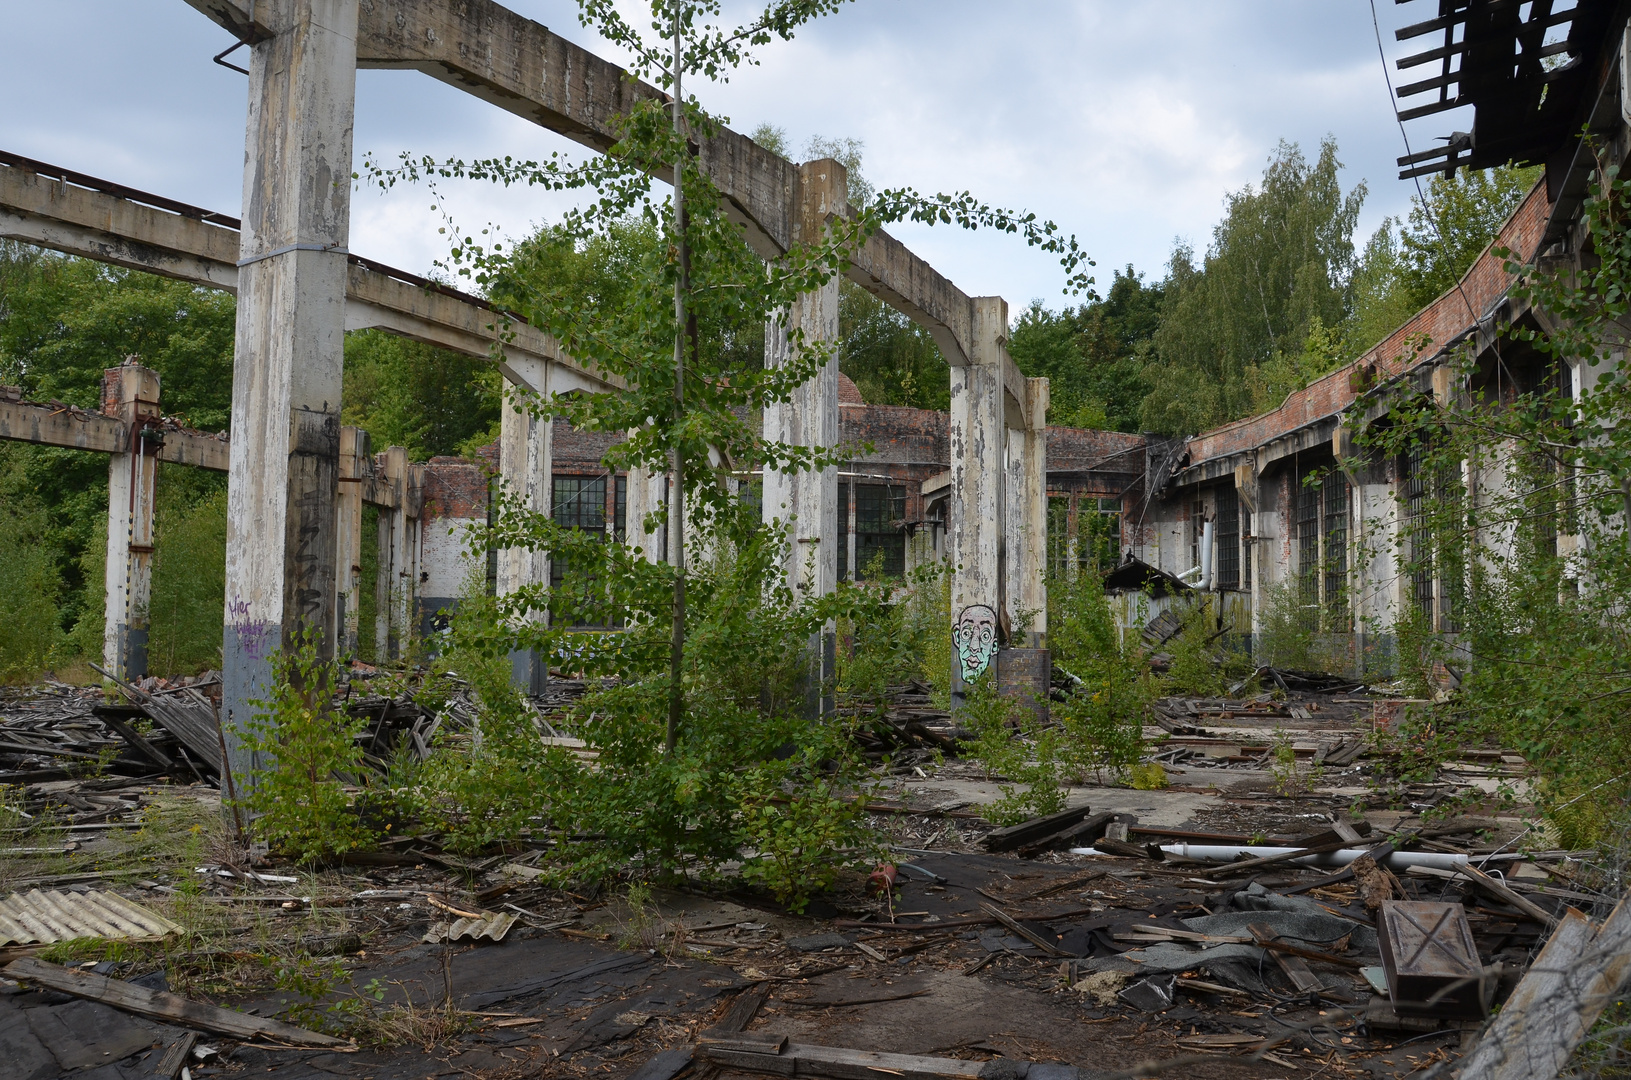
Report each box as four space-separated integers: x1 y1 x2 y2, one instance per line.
626 1046 696 1080
1018 812 1115 858
701 981 771 1037
1458 863 1559 927
1460 896 1631 1080
2 957 347 1047
980 903 1061 956
1249 924 1324 994
153 1032 196 1080
700 1042 998 1080
981 804 1096 852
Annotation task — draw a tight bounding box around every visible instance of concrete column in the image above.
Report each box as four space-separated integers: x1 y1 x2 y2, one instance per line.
950 297 1008 703
497 380 551 693
373 479 393 663
762 159 846 597
220 0 359 781
376 446 411 659
1004 426 1024 630
401 461 422 646
625 461 666 563
102 362 162 683
762 158 845 716
334 426 368 656
1020 377 1049 647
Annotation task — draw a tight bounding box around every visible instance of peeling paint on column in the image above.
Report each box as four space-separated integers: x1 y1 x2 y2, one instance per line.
949 297 1008 704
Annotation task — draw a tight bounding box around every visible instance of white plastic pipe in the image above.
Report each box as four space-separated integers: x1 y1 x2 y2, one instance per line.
1200 519 1215 590
1135 844 1470 872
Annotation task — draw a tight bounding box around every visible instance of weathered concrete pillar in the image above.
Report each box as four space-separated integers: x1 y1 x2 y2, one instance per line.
220 0 359 781
334 425 368 656
762 158 847 602
416 457 488 649
624 462 668 564
497 380 550 694
950 297 1008 703
1004 426 1024 630
763 160 846 716
373 479 393 663
1020 377 1049 647
375 446 411 660
102 362 162 683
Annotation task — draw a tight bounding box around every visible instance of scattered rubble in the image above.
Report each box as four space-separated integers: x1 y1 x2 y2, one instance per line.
0 670 1624 1079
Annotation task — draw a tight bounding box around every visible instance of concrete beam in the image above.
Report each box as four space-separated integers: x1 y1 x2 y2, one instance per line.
0 157 614 393
291 0 985 366
102 363 162 683
0 397 125 455
220 0 360 783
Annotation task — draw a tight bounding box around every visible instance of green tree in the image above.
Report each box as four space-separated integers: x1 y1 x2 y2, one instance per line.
1398 165 1541 308
356 0 1093 887
1141 138 1365 435
1344 166 1541 359
341 330 502 461
0 249 237 645
1009 266 1160 432
839 279 949 410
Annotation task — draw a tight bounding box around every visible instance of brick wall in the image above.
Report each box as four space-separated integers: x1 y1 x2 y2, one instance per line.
1182 178 1555 468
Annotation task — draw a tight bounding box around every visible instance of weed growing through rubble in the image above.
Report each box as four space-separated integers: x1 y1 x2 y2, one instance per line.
240 634 377 863
736 736 876 911
1269 726 1323 796
1047 569 1151 782
962 671 1068 824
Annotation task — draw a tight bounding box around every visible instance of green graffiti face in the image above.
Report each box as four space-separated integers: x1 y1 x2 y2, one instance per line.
953 604 998 683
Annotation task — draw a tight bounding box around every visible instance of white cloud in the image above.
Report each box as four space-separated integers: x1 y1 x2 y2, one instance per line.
0 1 1449 310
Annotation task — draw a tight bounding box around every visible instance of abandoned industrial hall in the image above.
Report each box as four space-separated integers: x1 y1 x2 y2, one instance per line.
2 1 1631 1079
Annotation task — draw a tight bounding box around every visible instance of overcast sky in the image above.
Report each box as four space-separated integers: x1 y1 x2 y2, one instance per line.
0 1 1459 312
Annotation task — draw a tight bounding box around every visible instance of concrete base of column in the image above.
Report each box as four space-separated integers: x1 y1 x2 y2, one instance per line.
509 649 548 697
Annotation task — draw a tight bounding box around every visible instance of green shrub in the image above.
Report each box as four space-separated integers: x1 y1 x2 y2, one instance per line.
1048 570 1150 780
241 635 377 863
962 671 1068 825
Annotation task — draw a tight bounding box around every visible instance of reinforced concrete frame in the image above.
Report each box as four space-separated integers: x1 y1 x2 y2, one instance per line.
12 0 1052 746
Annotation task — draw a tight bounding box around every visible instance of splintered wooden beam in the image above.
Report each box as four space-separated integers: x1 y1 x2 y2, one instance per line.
3 957 347 1047
699 1041 1086 1080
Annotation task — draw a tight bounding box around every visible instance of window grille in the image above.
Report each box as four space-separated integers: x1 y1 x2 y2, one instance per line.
1323 471 1350 629
854 483 905 579
1403 445 1435 625
1297 470 1321 607
550 474 610 626
1216 487 1240 590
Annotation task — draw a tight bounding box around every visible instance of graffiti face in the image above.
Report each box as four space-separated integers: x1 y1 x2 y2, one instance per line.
953 604 999 683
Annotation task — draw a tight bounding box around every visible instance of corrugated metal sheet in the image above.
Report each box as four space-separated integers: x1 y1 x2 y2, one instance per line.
0 889 181 946
423 911 517 944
